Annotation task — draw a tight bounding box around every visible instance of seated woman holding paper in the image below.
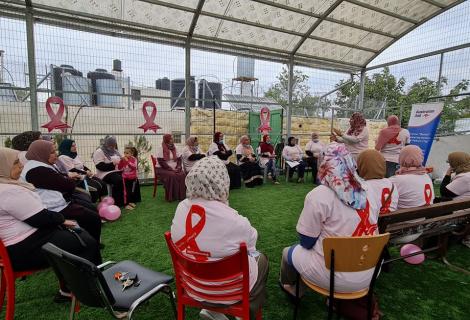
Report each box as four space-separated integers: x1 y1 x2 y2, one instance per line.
236 135 264 188
282 137 306 183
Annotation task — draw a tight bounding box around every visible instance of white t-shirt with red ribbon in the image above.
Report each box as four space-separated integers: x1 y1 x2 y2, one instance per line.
446 172 470 200
292 179 394 293
389 174 434 209
380 129 410 163
171 198 259 299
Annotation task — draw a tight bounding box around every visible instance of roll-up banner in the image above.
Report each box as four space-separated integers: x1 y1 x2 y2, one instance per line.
407 102 444 164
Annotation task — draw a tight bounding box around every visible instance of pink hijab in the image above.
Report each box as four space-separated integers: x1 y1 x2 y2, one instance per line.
375 115 402 151
26 140 54 164
396 145 427 175
162 134 177 161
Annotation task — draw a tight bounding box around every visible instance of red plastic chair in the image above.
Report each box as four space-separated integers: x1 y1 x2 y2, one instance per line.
164 231 262 320
0 239 44 320
150 155 158 198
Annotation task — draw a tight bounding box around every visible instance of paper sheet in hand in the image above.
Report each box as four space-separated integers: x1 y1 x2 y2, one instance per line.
286 160 300 168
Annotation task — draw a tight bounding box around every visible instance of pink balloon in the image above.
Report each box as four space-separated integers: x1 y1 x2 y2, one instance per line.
400 244 425 265
97 201 109 213
102 196 115 206
99 205 121 221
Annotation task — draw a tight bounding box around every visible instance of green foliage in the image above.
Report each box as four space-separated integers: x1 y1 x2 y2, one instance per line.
53 134 65 147
128 135 152 174
4 136 12 148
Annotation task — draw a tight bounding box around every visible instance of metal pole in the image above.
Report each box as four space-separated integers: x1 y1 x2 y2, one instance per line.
184 41 191 140
26 6 39 131
358 69 366 110
437 52 444 94
287 58 294 138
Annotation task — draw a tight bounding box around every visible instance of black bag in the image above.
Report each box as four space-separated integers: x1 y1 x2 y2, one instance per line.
334 294 381 320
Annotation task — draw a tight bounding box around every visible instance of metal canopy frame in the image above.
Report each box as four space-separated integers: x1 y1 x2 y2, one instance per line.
0 0 465 73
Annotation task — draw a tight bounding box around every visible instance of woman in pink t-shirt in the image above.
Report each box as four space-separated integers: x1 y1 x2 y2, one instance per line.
439 152 470 201
0 148 101 274
280 143 387 296
332 112 369 160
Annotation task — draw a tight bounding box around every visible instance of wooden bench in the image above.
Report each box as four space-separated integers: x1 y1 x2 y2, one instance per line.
378 199 470 274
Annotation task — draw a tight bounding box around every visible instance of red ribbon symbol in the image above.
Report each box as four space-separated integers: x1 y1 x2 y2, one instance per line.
387 133 401 145
257 107 272 134
41 96 71 132
352 201 377 237
138 101 161 133
424 184 432 205
380 188 392 215
175 205 211 261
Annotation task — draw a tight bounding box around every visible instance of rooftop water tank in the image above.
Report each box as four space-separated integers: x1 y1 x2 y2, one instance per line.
170 77 195 109
96 78 121 107
236 57 255 79
52 64 83 99
62 75 91 106
198 79 222 109
156 77 171 91
87 69 115 105
113 59 122 72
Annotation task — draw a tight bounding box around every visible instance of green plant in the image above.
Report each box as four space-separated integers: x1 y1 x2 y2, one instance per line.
4 136 12 148
128 135 153 174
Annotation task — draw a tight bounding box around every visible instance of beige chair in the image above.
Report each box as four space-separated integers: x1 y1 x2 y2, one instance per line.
294 233 390 320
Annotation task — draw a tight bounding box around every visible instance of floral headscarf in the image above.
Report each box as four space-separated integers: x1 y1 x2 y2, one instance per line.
185 156 230 204
347 112 367 136
318 142 367 209
186 136 199 153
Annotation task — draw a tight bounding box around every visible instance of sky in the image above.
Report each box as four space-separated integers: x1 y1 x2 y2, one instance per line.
1 1 469 99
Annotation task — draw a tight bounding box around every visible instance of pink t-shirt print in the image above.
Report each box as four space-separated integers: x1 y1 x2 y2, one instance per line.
118 156 138 180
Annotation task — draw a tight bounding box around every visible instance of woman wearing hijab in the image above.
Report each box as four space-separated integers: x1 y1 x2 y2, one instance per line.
259 135 279 184
357 149 399 215
332 112 369 160
304 132 325 184
280 142 387 296
23 140 102 242
208 132 241 189
59 139 106 202
182 136 205 173
375 115 410 177
236 135 264 188
0 148 101 275
92 136 125 207
282 136 306 182
171 156 268 320
389 145 434 243
440 152 470 201
155 134 186 202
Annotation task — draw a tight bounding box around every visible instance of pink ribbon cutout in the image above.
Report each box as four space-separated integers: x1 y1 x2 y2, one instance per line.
41 96 71 132
258 106 272 134
138 101 161 133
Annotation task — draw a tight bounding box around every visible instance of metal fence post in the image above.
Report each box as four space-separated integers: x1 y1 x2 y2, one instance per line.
358 69 365 110
185 41 191 140
287 58 294 138
26 4 38 131
437 52 444 94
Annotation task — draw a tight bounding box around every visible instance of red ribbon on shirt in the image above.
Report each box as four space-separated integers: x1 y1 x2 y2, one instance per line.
175 205 211 261
257 107 272 134
352 200 377 237
138 101 162 133
380 188 392 215
41 96 71 132
424 184 432 205
387 133 401 145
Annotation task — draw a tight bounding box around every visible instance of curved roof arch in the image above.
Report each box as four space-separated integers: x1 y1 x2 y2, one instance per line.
0 0 465 73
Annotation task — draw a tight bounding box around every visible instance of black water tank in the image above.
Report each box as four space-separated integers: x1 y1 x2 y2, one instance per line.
87 69 115 105
170 77 195 109
198 80 222 109
160 77 170 91
113 59 122 72
156 79 162 89
52 65 83 98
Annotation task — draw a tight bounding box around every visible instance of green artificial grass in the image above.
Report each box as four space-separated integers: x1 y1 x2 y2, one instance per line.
3 183 470 320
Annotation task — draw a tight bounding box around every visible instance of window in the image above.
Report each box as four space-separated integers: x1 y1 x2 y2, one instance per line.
172 131 182 144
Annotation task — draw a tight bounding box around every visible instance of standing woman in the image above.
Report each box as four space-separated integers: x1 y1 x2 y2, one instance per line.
155 134 186 202
375 115 410 177
92 136 125 207
58 139 106 202
236 135 264 188
259 135 279 184
208 132 241 190
21 140 102 242
182 136 205 173
282 137 306 183
332 112 369 160
304 132 324 184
